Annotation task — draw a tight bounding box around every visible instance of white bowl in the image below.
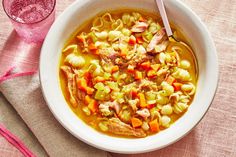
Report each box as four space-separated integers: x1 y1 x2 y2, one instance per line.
40 0 218 154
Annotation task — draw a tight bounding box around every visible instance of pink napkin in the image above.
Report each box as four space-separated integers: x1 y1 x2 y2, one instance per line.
0 68 108 157
0 124 35 157
0 135 24 157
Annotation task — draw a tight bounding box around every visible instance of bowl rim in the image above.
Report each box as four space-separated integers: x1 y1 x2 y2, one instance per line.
39 0 219 154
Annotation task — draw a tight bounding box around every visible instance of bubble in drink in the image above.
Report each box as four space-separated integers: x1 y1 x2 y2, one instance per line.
3 0 56 43
9 0 54 23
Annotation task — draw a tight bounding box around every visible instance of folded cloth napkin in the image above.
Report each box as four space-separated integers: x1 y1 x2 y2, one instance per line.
0 69 108 157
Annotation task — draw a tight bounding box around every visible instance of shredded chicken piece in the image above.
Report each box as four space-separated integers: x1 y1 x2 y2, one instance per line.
99 103 113 116
99 101 120 116
147 29 166 52
106 118 146 137
126 44 137 60
153 40 169 53
99 47 119 62
128 99 139 112
77 89 86 101
128 53 153 67
131 22 149 33
136 108 150 119
61 66 78 108
138 79 158 91
109 101 120 114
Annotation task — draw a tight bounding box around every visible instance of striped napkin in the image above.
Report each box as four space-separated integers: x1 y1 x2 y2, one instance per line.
0 68 108 157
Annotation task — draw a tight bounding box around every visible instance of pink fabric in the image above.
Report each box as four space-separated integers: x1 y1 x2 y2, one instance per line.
0 31 41 76
0 0 236 157
0 135 23 157
0 66 37 83
0 124 36 157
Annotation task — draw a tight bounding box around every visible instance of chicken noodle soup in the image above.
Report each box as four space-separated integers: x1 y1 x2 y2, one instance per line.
60 10 197 138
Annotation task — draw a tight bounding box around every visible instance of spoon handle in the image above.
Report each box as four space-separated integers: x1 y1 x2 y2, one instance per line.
155 0 173 37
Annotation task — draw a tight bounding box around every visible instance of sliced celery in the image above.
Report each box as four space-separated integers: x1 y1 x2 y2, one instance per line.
94 82 105 90
95 90 106 100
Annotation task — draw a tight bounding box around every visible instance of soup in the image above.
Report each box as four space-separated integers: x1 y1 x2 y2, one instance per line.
59 10 197 138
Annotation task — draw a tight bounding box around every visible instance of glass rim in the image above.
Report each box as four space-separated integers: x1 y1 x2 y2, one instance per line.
2 0 56 25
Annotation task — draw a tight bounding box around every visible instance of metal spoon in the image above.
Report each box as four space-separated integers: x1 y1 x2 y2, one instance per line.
155 0 194 54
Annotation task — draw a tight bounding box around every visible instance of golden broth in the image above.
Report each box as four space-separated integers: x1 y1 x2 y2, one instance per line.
59 9 198 138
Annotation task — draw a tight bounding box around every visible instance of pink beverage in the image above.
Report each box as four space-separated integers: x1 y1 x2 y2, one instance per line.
3 0 56 43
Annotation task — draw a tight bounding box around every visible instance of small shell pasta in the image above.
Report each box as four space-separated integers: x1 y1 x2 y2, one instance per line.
181 83 195 95
95 31 108 40
108 30 121 42
161 82 174 96
137 45 146 54
65 54 85 68
121 28 131 36
156 93 169 105
122 13 135 26
160 115 171 128
179 95 190 103
131 12 141 21
122 13 131 25
148 22 161 34
141 122 150 131
180 60 191 69
161 104 173 115
95 41 110 48
173 102 188 114
172 68 191 81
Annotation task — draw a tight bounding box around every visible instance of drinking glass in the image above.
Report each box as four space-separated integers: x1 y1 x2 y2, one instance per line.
2 0 56 43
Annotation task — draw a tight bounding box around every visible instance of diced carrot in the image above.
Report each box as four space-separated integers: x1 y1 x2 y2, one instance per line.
120 49 127 57
136 36 144 44
166 75 176 85
128 35 136 45
134 71 143 80
147 70 156 78
85 95 91 105
111 65 119 73
88 43 99 55
140 61 151 70
147 104 156 109
89 43 97 51
149 119 160 132
173 82 182 91
92 49 100 55
84 72 92 81
88 99 98 113
77 35 85 43
94 76 105 83
139 16 147 22
86 87 94 95
138 93 147 108
130 88 138 98
77 77 88 91
127 65 135 73
151 64 161 71
131 117 143 128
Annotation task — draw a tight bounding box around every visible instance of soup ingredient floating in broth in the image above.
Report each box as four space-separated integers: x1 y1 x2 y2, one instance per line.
60 11 197 138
